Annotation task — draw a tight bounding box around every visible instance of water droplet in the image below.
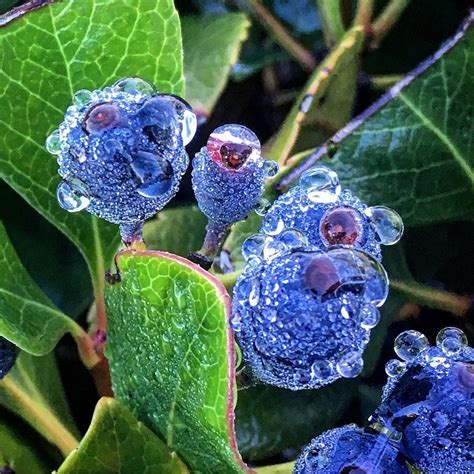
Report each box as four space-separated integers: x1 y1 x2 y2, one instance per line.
255 197 270 216
364 206 404 245
56 178 91 212
73 89 93 107
263 160 279 177
230 312 242 332
300 166 341 203
181 108 197 145
207 124 260 169
436 327 468 356
394 330 429 361
112 76 156 95
275 228 308 249
242 234 266 261
311 360 333 379
263 238 287 261
262 214 285 235
130 151 173 198
361 305 380 329
249 280 260 307
45 130 61 155
336 351 363 378
437 437 452 449
320 206 364 246
385 358 406 377
84 103 125 135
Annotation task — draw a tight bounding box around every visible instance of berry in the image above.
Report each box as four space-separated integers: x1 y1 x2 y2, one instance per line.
374 328 474 472
0 337 18 379
192 124 278 227
262 166 403 261
294 425 409 473
232 244 388 389
46 77 196 242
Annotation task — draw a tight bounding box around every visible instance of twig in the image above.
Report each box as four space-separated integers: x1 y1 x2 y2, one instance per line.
0 376 79 456
390 280 472 317
371 0 411 48
316 0 345 45
236 0 316 72
354 0 374 32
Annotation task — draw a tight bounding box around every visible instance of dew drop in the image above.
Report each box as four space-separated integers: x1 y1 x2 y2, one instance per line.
385 358 406 377
206 124 260 170
361 305 380 329
263 238 287 261
394 330 429 361
230 312 242 332
320 206 364 246
181 108 197 145
364 206 404 245
276 228 308 249
336 351 363 378
311 360 333 379
130 151 173 198
436 327 468 356
262 214 285 235
300 166 341 203
73 89 93 107
262 160 279 178
255 197 271 216
45 129 61 155
112 76 156 95
242 234 266 261
84 103 124 134
56 178 91 212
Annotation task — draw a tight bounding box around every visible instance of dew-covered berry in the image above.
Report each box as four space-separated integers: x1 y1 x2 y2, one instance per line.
374 327 474 472
0 337 18 379
294 424 409 473
192 124 278 227
262 166 403 261
45 77 197 242
232 243 388 389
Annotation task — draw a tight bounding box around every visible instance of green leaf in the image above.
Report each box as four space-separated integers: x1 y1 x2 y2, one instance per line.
0 352 79 456
0 419 50 474
0 0 184 289
105 251 247 473
57 398 189 474
182 13 250 116
0 223 80 355
143 206 207 256
277 15 474 225
235 380 356 461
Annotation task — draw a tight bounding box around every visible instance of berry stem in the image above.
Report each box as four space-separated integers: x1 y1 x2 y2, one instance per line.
190 222 231 270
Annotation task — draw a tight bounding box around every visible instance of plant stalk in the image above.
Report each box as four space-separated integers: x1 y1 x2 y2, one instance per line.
316 0 345 45
371 0 411 48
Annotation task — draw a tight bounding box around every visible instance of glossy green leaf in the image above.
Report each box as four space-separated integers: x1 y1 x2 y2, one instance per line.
0 223 79 355
57 398 189 474
0 419 50 474
143 206 207 256
277 15 474 225
105 251 247 473
0 352 79 456
0 0 184 289
235 380 356 461
182 13 250 116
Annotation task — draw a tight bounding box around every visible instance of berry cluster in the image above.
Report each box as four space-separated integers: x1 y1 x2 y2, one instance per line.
294 327 473 473
0 337 18 379
232 166 403 390
45 77 197 243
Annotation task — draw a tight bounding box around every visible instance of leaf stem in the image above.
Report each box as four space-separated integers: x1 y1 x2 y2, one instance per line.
69 323 101 369
0 376 79 456
236 0 316 72
370 0 411 48
370 73 404 89
390 280 472 317
353 0 374 32
316 0 345 45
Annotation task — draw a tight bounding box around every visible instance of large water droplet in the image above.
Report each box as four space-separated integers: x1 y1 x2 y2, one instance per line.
320 206 364 246
385 358 406 377
276 228 308 249
311 360 333 379
436 327 468 356
181 108 197 146
263 237 287 261
255 197 270 216
242 234 266 261
336 351 363 378
130 151 173 198
112 76 156 95
45 129 61 155
300 166 341 203
361 305 380 329
207 124 260 170
263 160 279 178
73 89 93 107
262 214 285 235
56 178 91 212
394 330 429 361
364 206 404 245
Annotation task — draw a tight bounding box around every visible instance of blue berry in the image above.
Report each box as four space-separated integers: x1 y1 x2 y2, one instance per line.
46 77 196 242
294 425 409 473
232 245 388 389
0 337 18 379
262 166 403 261
192 124 277 227
374 328 474 472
